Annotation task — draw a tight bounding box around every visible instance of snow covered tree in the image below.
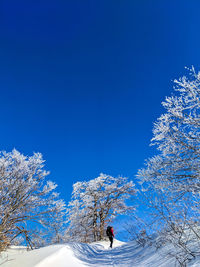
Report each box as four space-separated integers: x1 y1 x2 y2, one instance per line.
0 149 66 252
66 173 135 242
137 67 200 265
139 67 200 204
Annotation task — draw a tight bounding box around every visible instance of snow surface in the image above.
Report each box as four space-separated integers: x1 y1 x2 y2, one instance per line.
1 239 200 266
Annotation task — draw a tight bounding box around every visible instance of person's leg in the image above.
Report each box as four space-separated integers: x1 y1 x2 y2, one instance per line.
110 239 113 248
109 236 112 247
109 236 113 248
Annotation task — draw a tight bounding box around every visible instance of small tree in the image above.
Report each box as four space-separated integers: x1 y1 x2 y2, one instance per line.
66 173 136 242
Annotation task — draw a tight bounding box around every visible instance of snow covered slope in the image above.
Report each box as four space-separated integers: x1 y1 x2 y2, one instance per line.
1 239 200 266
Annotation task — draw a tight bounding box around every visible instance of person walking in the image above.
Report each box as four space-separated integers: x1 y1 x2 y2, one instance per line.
106 226 114 248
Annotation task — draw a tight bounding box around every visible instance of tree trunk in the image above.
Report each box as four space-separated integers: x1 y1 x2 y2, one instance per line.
99 210 105 240
93 199 98 241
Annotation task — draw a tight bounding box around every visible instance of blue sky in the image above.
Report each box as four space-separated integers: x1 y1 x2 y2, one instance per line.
1 0 200 204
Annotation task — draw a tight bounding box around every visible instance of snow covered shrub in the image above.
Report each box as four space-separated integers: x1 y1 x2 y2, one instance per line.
66 173 136 242
0 149 66 251
124 216 152 247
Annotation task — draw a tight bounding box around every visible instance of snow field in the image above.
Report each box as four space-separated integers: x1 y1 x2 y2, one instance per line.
1 239 200 266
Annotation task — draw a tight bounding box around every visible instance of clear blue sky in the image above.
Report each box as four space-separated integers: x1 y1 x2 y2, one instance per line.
0 0 200 202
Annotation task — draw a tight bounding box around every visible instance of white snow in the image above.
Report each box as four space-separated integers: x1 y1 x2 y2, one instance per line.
1 239 200 266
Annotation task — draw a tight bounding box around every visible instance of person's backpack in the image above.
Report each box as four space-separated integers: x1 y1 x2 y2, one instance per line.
106 226 112 236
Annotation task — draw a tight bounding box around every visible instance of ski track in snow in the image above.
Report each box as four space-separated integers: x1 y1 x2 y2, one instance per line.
1 240 200 266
